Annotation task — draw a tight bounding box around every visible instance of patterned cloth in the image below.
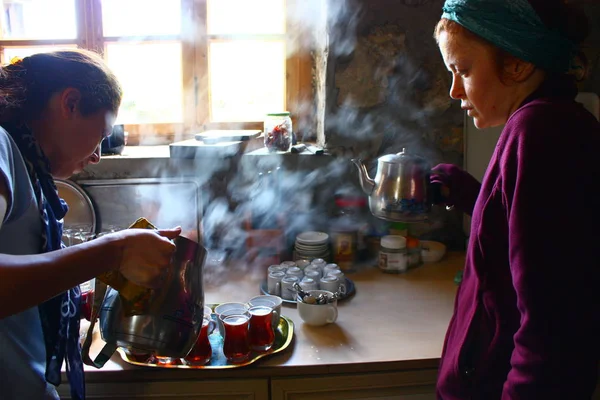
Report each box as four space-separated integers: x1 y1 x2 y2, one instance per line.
4 122 85 399
441 0 575 73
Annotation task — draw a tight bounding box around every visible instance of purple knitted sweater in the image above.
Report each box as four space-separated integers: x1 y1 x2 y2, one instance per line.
435 77 600 400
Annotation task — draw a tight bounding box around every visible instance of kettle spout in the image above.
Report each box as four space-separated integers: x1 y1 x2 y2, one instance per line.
351 158 375 195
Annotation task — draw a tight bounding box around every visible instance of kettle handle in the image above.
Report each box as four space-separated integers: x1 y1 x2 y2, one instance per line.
81 278 116 369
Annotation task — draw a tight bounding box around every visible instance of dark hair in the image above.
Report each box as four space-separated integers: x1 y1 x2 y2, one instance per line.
434 0 590 77
0 49 122 123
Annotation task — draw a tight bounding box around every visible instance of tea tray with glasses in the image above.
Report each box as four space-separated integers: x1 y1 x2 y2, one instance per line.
260 278 356 305
116 304 294 369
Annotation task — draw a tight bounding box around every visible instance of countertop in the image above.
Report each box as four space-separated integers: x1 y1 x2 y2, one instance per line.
78 252 464 383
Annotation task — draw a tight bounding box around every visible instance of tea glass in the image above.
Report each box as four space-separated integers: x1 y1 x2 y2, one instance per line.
215 303 249 336
221 311 251 363
184 315 215 365
248 295 282 330
248 305 275 352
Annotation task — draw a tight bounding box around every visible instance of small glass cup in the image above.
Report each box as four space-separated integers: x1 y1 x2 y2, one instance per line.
80 287 94 321
215 302 249 336
248 305 275 352
184 315 215 366
221 312 251 363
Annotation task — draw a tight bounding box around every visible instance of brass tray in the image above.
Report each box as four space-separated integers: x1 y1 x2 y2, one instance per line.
116 306 294 369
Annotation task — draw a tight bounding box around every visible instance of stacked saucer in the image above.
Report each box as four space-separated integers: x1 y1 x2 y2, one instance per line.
294 231 330 261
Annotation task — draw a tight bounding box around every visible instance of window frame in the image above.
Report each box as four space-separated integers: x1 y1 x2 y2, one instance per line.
0 0 313 145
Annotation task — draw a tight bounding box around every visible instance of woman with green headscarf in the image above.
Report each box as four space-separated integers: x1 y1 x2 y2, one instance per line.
431 0 600 398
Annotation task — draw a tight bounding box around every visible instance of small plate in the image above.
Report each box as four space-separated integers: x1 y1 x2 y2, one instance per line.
260 277 356 305
116 307 294 369
296 231 329 245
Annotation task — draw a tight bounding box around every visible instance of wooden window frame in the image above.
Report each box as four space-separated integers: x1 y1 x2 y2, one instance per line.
0 0 313 145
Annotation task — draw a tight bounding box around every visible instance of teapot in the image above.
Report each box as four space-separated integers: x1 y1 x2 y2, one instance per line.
82 218 207 368
352 148 437 223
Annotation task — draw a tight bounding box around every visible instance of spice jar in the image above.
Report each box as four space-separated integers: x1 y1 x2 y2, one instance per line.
264 112 292 152
378 235 408 274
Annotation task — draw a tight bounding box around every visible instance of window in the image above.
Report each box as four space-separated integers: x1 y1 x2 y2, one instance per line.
0 0 312 144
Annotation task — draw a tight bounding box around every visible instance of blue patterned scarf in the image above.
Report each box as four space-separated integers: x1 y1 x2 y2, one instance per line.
4 122 85 399
441 0 575 73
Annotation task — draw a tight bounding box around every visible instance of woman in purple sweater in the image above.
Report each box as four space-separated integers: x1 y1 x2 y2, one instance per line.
432 0 600 398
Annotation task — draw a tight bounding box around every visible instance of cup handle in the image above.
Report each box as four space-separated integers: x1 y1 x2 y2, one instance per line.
327 306 338 323
271 309 279 330
338 283 347 296
276 281 281 296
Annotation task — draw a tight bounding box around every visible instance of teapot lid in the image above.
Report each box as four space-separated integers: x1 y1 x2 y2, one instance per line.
378 148 414 163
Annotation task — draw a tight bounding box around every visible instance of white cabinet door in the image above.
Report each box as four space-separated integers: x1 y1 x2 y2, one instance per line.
57 379 269 400
271 369 437 400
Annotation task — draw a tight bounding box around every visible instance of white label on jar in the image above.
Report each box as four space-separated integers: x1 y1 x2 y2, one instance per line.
379 251 408 272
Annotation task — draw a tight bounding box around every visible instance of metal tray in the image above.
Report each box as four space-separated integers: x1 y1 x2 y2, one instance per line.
116 307 294 369
259 277 356 305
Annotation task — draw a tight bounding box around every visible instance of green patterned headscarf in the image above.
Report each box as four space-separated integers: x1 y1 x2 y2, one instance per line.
441 0 575 73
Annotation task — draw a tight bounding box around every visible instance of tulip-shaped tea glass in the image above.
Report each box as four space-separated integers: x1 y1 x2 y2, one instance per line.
248 305 275 352
221 311 251 363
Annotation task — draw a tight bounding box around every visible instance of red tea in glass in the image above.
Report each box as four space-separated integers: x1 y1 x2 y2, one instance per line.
222 314 250 363
248 305 275 352
184 317 213 365
80 289 93 321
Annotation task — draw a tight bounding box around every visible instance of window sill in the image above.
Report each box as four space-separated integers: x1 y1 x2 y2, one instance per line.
102 145 171 159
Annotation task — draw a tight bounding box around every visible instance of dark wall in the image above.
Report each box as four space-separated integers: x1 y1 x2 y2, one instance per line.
325 0 600 168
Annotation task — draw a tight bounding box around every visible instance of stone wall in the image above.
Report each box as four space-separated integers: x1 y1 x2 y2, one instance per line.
323 0 600 167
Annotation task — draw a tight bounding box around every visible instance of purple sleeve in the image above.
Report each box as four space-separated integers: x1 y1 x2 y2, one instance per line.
500 106 600 399
431 163 481 215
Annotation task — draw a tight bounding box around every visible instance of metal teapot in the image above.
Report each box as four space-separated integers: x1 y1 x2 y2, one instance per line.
82 226 207 368
352 148 434 223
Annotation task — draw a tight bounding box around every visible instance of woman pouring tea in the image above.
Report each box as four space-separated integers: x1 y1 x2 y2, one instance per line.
0 50 181 399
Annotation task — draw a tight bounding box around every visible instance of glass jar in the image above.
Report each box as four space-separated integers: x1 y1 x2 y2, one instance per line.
378 235 408 274
264 112 292 152
329 195 370 271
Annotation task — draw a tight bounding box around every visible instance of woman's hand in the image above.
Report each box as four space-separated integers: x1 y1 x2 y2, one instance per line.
431 164 457 205
430 163 481 216
115 227 181 288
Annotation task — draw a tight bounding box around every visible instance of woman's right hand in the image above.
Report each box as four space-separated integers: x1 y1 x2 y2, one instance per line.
115 227 182 288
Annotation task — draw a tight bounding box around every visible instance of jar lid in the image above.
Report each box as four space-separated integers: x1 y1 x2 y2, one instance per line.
266 112 291 116
381 235 406 250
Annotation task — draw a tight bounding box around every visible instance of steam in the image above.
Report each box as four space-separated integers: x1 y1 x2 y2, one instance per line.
89 0 461 282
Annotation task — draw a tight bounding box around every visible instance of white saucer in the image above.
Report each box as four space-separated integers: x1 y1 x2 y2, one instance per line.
296 231 329 245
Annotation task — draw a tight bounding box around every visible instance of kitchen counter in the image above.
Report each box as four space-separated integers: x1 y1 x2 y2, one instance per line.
77 252 464 383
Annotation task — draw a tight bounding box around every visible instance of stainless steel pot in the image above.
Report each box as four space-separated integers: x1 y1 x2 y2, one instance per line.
352 148 433 223
82 235 207 368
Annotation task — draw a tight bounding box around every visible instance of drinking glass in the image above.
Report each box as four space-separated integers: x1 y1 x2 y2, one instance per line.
221 312 251 363
248 305 275 352
184 315 215 365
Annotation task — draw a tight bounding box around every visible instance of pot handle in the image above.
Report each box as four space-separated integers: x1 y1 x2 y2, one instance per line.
81 278 116 368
